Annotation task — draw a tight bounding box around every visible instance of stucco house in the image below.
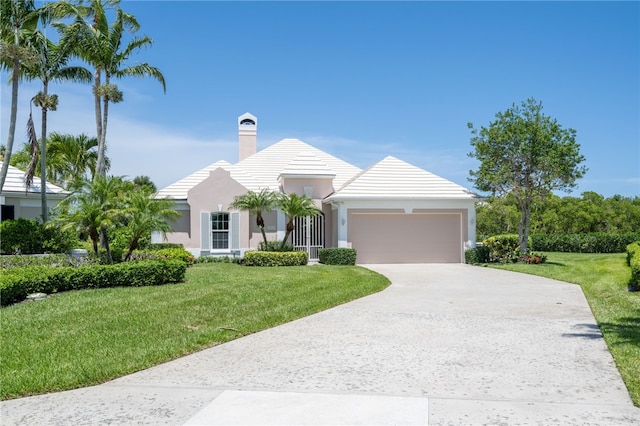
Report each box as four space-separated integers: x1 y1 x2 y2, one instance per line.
0 162 68 222
157 113 476 263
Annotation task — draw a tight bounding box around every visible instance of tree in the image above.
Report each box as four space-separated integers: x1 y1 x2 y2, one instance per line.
132 175 156 193
277 193 321 251
56 0 166 177
56 175 128 262
121 189 179 261
20 27 92 220
0 0 38 192
230 188 278 247
468 98 587 253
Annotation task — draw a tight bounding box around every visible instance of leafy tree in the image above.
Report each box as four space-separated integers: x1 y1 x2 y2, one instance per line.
121 189 179 261
468 98 587 253
132 175 157 193
0 0 38 192
54 0 166 177
277 193 321 251
230 188 278 247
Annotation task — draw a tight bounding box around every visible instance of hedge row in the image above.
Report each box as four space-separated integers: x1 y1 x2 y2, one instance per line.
0 218 78 255
0 260 187 306
483 234 533 262
531 232 640 253
465 246 490 264
627 242 640 291
318 248 357 265
243 251 308 267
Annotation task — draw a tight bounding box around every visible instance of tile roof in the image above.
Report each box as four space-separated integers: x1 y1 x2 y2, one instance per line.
279 152 336 179
326 156 476 201
0 162 68 196
157 139 362 199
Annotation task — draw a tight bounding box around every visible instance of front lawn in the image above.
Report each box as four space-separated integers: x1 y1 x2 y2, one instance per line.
0 263 390 400
489 252 640 406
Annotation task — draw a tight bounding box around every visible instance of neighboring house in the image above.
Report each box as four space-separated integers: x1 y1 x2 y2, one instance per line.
157 113 476 263
0 162 68 222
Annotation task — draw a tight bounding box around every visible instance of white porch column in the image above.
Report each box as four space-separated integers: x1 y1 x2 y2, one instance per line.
467 205 477 249
337 203 348 248
276 209 286 241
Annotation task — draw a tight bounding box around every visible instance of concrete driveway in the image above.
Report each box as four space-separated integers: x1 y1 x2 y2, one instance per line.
2 264 639 425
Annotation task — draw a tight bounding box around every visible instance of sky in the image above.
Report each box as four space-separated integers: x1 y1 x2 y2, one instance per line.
1 0 639 198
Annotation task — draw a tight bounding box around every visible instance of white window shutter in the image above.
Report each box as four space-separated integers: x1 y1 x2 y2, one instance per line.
230 212 240 250
200 212 211 252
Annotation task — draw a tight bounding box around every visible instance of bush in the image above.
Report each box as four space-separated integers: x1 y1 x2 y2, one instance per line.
318 248 357 265
258 240 294 252
531 232 640 254
482 234 532 262
0 254 90 269
126 247 194 265
464 246 490 264
627 242 640 291
0 219 77 255
0 260 187 306
149 243 185 250
243 250 308 267
194 255 241 264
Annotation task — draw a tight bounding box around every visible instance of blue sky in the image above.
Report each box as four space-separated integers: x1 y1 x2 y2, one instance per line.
1 0 639 197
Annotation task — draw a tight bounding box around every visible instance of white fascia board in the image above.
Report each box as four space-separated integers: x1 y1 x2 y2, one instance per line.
325 198 476 210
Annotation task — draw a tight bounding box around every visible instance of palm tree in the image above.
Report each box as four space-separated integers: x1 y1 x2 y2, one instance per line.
132 175 157 193
57 175 128 262
55 0 165 177
20 28 92 220
122 189 179 261
0 0 38 192
230 188 279 247
277 193 321 251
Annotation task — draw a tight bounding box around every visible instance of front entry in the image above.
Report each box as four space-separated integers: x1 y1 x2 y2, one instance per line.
292 214 325 261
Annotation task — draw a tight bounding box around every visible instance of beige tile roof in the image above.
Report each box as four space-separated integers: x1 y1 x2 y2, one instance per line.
327 156 476 201
0 162 68 196
157 139 361 199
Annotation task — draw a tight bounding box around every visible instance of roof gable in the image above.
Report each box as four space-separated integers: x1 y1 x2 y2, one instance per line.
327 156 475 201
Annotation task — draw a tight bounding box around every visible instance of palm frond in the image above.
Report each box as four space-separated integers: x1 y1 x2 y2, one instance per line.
24 109 39 190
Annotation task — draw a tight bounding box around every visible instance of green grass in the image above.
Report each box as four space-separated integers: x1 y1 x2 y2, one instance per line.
489 252 640 406
0 263 390 400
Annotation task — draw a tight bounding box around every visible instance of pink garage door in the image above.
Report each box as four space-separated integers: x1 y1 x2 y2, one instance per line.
349 213 462 264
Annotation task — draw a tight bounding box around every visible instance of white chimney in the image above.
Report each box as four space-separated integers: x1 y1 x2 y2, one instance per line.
238 112 257 161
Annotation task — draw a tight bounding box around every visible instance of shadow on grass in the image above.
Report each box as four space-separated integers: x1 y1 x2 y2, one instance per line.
597 314 640 347
543 261 566 267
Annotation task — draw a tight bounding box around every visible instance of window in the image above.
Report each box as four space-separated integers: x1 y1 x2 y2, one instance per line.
1 205 15 222
211 212 229 250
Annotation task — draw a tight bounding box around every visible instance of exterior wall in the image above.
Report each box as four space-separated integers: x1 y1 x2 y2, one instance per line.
163 207 191 246
185 168 249 252
281 177 335 199
248 210 279 248
0 194 66 222
323 204 335 248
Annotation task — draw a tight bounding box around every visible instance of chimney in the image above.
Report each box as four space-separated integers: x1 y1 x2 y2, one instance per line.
238 112 257 161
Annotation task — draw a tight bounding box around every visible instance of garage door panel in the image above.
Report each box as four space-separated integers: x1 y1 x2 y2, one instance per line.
350 213 461 263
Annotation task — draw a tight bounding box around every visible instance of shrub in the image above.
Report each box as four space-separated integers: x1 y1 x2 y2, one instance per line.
149 243 185 250
482 234 532 262
519 252 548 264
88 248 125 265
258 240 294 252
626 242 640 291
464 246 490 264
194 255 241 264
243 250 308 267
127 247 194 265
0 260 187 306
531 233 640 254
0 254 90 270
318 248 357 265
0 219 78 255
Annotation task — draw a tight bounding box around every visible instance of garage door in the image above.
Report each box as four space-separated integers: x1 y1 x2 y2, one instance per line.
350 213 462 264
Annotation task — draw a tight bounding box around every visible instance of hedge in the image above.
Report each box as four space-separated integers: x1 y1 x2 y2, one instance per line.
482 234 533 262
243 251 308 267
531 232 640 253
627 242 640 291
464 246 490 264
318 248 357 265
0 260 187 306
127 247 195 265
0 218 78 255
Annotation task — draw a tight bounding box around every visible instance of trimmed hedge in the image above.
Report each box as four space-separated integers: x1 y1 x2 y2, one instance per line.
0 260 187 306
627 242 640 291
149 243 185 250
531 233 640 254
465 246 490 264
243 250 308 267
127 247 195 265
318 248 357 265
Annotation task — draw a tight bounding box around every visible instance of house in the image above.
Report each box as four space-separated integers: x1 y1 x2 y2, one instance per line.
156 113 476 263
0 162 68 222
